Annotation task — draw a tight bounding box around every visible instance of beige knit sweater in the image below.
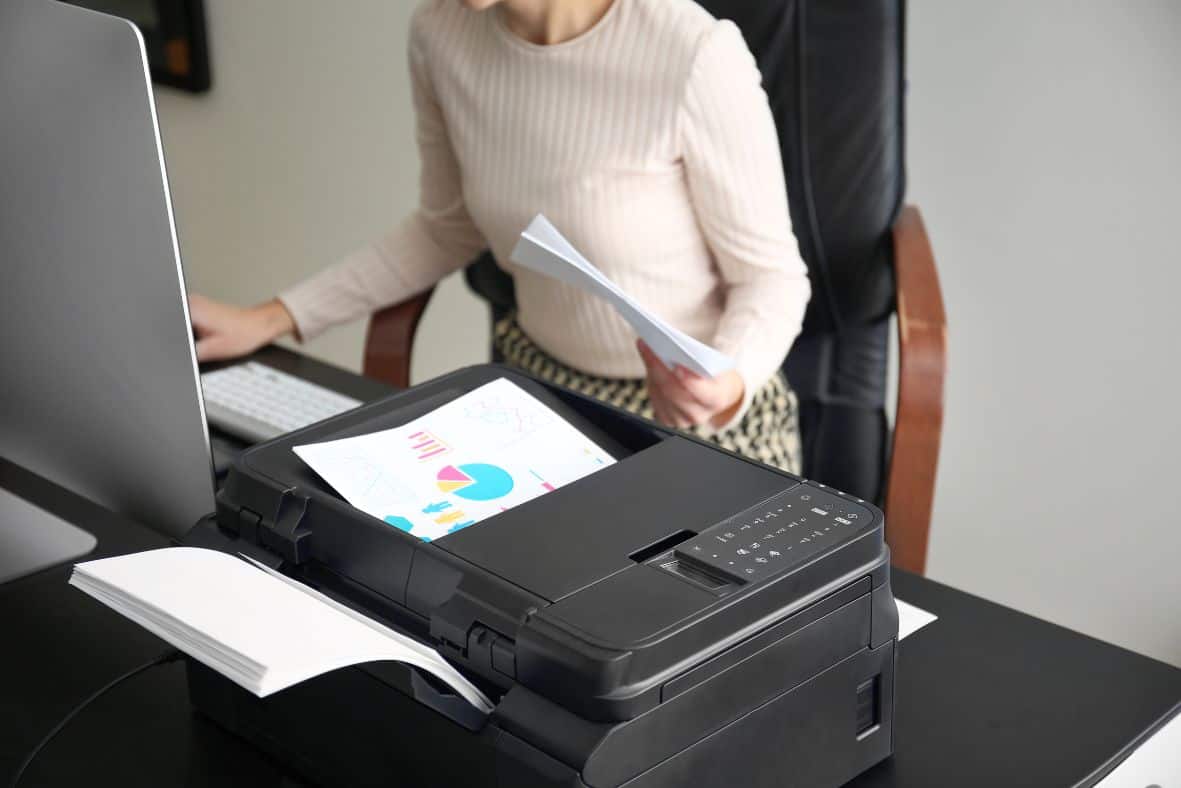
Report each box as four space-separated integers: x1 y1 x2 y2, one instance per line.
280 0 810 418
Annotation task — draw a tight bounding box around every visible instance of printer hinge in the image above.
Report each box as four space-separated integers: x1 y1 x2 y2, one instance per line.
467 624 517 681
229 489 312 566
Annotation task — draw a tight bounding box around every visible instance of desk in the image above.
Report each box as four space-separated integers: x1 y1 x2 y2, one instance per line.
2 351 1180 787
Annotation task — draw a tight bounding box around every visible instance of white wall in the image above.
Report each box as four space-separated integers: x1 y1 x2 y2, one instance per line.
156 0 487 383
910 1 1181 665
156 2 1180 665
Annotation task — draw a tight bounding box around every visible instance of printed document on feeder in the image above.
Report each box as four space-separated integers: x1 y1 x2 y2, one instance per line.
293 377 615 542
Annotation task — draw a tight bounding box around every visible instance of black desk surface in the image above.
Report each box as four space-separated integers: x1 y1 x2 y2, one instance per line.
2 348 1180 787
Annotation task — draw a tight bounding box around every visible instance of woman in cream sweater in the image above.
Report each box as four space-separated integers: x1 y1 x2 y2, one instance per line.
191 0 811 471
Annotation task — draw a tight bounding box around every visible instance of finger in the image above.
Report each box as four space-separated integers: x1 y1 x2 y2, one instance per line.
650 400 672 428
642 345 708 426
646 370 684 413
664 388 713 426
646 369 684 417
636 340 672 376
646 383 682 428
653 388 706 428
645 380 671 426
673 402 711 427
654 369 712 416
672 366 725 409
655 403 692 430
640 348 681 396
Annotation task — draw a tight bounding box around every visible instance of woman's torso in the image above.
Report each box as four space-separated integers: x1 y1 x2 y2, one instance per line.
415 0 728 377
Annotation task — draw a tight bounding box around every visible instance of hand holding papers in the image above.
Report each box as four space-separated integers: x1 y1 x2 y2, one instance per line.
294 378 615 542
510 214 735 378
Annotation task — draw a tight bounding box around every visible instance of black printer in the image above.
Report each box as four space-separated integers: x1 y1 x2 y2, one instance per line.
184 365 898 788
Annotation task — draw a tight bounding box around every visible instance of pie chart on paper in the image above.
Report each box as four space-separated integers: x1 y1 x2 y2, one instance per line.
436 463 514 501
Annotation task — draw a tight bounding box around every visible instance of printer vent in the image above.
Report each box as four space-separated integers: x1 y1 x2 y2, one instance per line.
855 675 881 738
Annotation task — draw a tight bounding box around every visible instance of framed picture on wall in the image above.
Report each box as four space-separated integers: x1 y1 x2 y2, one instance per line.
63 0 211 93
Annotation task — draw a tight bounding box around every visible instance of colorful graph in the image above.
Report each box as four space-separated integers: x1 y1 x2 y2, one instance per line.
408 430 449 461
436 463 514 501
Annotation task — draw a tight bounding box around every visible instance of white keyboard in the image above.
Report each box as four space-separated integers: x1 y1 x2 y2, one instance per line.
201 362 362 444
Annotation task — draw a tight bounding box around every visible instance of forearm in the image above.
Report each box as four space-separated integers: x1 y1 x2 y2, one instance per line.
710 267 810 425
277 241 414 343
278 212 482 342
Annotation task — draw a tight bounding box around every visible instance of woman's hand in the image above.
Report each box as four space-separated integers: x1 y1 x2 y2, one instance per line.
637 340 744 430
188 294 296 362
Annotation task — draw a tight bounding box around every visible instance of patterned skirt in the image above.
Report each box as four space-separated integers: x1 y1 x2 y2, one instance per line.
494 316 802 474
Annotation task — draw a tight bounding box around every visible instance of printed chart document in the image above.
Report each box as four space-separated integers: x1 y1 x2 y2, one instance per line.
510 214 735 377
70 547 493 711
294 377 616 542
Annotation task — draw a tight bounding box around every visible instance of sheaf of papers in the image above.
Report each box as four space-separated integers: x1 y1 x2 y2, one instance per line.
293 377 615 542
896 599 937 640
510 214 735 378
69 547 493 711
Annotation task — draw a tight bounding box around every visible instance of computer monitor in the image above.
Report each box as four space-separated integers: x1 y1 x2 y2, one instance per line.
0 0 216 541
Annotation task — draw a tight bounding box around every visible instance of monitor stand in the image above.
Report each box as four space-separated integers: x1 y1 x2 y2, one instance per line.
0 487 97 584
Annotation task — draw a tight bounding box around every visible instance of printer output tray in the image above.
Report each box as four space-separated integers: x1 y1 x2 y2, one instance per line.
185 364 898 787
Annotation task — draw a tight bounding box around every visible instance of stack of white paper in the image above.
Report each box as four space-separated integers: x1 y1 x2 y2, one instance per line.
510 214 735 378
69 547 493 711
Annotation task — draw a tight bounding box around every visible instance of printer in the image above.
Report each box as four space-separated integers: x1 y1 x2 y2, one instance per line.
184 365 898 788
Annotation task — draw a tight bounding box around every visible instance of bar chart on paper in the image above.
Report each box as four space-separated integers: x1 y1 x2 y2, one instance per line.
408 430 449 461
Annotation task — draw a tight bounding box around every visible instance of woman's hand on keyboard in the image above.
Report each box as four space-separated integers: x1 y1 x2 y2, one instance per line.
637 340 744 431
189 295 296 362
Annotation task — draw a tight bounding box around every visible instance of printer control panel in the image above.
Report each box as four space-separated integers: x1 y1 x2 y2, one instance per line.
673 485 875 584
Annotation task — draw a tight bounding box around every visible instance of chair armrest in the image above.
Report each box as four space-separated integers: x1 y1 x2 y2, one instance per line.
884 205 948 575
362 288 436 389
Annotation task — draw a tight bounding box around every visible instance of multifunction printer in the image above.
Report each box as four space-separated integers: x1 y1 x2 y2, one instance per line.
184 365 898 787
